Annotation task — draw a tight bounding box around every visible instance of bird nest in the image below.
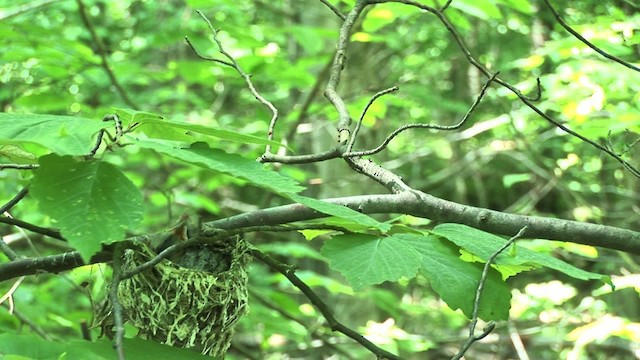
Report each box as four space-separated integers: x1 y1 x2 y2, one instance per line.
96 236 249 357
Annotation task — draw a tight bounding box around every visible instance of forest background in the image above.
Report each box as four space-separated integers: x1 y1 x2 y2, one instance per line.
0 0 639 359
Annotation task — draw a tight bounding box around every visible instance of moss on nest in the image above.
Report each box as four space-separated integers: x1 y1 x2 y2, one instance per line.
97 236 249 357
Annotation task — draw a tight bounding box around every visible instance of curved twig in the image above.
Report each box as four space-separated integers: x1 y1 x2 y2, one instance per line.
345 73 498 157
252 249 402 360
346 86 400 153
451 226 527 360
318 0 347 20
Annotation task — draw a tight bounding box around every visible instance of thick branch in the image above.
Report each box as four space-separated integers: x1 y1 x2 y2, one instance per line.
1 191 638 282
206 192 640 254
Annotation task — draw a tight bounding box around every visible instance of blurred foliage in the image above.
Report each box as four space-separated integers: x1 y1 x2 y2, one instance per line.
1 0 640 359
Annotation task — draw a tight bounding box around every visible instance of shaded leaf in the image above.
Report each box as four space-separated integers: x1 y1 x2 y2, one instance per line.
30 155 143 261
0 333 216 360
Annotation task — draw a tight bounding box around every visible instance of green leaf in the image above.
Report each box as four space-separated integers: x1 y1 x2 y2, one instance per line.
114 108 284 148
135 139 305 194
136 140 390 232
321 234 422 291
397 234 511 320
0 333 216 360
433 223 612 285
0 113 106 156
30 155 143 261
299 229 335 240
289 194 391 233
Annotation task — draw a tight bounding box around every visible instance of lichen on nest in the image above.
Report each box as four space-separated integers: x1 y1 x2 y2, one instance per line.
96 235 250 357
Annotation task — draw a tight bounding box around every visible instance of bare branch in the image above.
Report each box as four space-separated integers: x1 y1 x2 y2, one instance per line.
259 146 342 164
0 164 38 171
252 249 402 360
186 10 280 154
75 0 138 109
0 216 64 240
345 73 498 157
109 245 126 360
325 0 369 144
0 187 29 217
2 190 640 282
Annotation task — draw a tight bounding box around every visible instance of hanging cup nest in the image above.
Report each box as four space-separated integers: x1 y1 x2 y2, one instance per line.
96 235 250 357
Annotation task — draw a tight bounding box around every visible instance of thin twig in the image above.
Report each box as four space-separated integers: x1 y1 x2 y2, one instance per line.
110 245 126 360
346 86 399 153
250 290 355 359
1 302 52 340
0 187 29 217
451 226 528 360
0 276 25 314
541 0 640 73
186 10 279 154
440 0 453 11
119 238 198 281
318 0 347 20
252 249 402 360
324 0 369 144
0 216 64 240
0 164 38 171
259 146 342 164
345 73 498 157
76 0 138 108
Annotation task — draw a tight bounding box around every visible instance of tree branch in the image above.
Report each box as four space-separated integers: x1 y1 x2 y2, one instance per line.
75 0 138 109
1 191 638 282
252 249 402 360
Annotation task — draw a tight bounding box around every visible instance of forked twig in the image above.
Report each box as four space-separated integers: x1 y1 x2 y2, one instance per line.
185 10 279 154
451 226 528 360
345 73 498 157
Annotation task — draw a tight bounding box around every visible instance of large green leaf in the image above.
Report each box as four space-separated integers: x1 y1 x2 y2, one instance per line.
0 113 106 155
321 234 423 291
400 233 511 321
114 108 284 148
30 154 143 261
433 223 611 285
0 333 216 360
